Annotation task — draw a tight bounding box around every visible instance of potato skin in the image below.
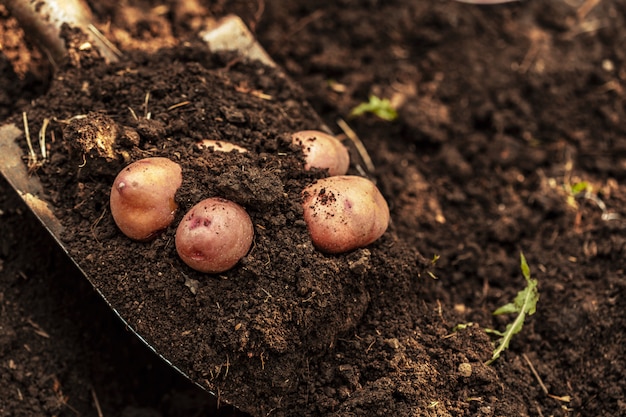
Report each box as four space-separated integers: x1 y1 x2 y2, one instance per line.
302 176 389 254
110 157 182 241
175 198 254 273
291 130 350 176
197 139 248 153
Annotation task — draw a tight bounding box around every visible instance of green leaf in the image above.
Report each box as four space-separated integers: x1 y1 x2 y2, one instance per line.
483 328 505 337
492 302 518 316
520 252 531 280
349 95 398 121
570 181 590 195
452 322 474 332
486 252 539 365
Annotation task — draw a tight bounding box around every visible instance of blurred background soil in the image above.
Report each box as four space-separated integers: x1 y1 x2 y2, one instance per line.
1 1 626 416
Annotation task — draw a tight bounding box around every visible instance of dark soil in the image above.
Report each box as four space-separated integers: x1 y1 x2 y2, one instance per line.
2 1 626 417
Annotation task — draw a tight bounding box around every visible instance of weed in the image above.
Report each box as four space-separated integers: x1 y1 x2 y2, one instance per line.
485 252 539 365
349 95 398 121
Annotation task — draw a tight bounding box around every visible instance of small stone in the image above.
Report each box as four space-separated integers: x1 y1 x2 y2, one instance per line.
458 362 472 378
384 338 401 349
184 277 200 295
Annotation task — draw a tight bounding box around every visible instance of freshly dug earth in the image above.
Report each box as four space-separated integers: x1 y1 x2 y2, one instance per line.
7 29 427 414
2 1 626 417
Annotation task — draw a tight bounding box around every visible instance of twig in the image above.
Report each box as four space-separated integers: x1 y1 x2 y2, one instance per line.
26 318 50 338
38 117 49 160
336 118 375 174
285 9 325 39
22 112 37 164
223 354 230 379
143 91 151 119
523 353 549 395
579 191 620 221
87 23 123 59
91 386 104 417
166 101 191 111
261 288 273 303
53 377 79 416
577 0 602 20
523 354 573 403
128 106 139 120
91 208 108 244
249 0 265 32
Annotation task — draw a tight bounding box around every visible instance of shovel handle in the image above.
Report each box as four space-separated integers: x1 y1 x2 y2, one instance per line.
1 0 119 65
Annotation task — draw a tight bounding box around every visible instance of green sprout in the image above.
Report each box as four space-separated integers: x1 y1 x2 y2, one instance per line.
349 95 398 121
426 253 441 279
564 180 590 208
569 180 590 195
451 322 474 332
484 252 539 365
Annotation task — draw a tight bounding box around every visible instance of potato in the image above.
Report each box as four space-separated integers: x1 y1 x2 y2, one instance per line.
291 130 350 176
110 157 182 241
302 176 389 254
197 139 248 153
175 197 254 273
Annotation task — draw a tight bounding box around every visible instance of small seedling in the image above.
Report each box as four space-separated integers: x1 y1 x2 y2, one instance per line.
451 322 474 332
564 180 590 209
427 254 440 279
562 179 620 221
485 252 539 365
349 95 398 121
568 180 590 195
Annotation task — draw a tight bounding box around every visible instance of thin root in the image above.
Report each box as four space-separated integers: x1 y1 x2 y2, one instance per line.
523 353 549 395
91 386 104 417
22 112 47 173
336 118 375 175
143 91 151 119
38 118 50 160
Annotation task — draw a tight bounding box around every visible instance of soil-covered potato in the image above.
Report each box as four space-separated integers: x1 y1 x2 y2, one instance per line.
291 130 350 176
175 197 254 273
302 175 389 253
110 157 182 241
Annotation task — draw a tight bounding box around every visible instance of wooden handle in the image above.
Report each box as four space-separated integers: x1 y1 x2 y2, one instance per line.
1 0 120 65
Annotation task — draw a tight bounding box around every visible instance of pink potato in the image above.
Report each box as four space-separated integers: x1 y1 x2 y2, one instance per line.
197 139 248 153
291 130 350 176
302 175 390 254
110 157 182 241
175 197 254 273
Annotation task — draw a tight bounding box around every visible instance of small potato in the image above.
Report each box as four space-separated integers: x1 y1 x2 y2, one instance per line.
291 130 350 176
197 139 248 153
175 197 254 273
302 176 389 254
110 157 182 241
